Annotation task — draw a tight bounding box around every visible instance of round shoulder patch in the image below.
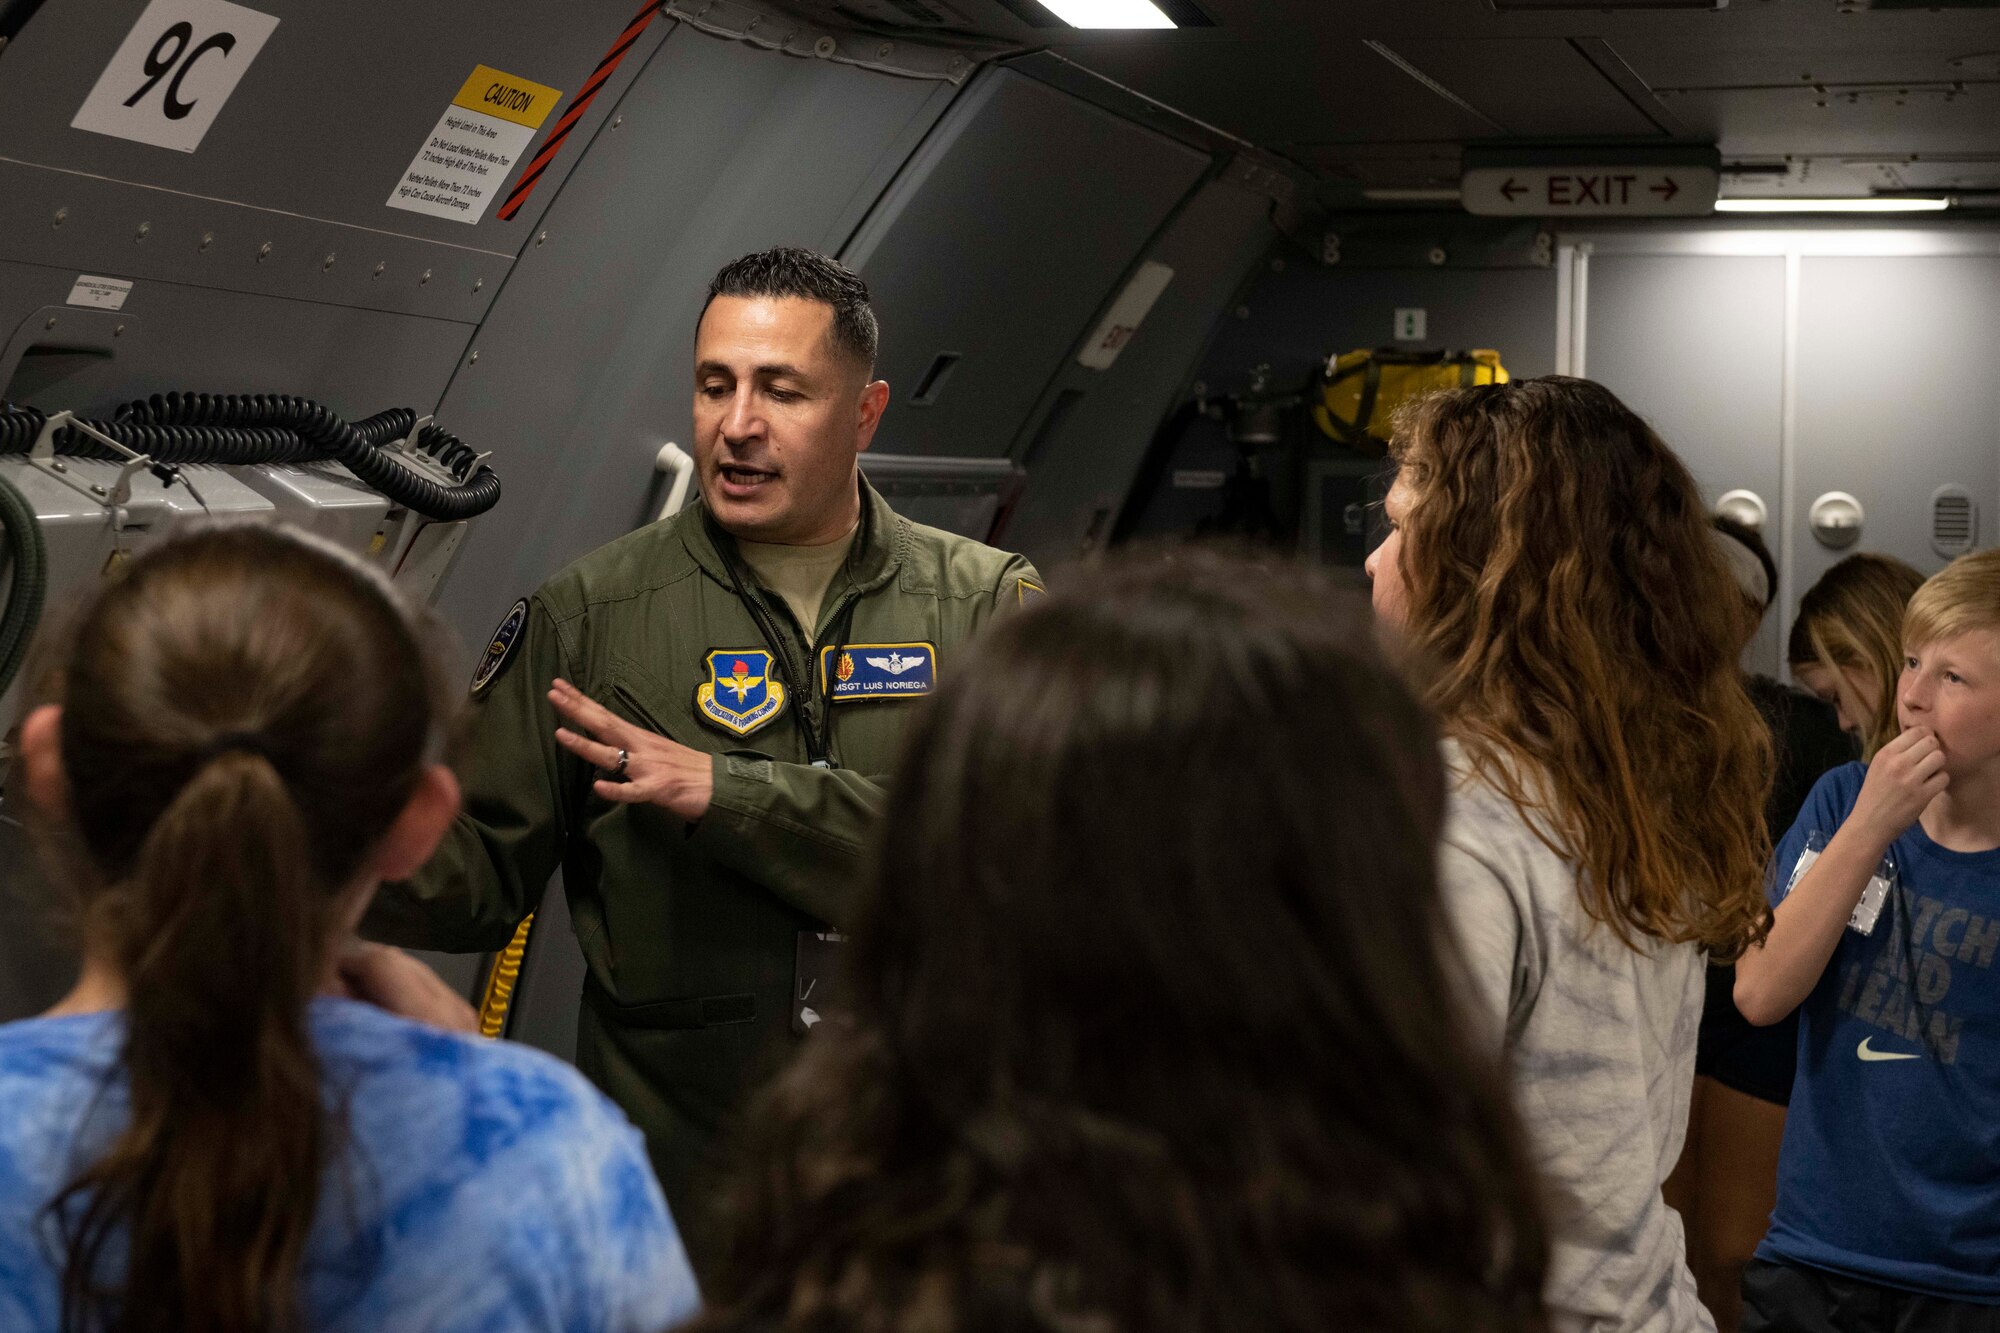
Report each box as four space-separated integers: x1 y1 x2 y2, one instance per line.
471 598 530 698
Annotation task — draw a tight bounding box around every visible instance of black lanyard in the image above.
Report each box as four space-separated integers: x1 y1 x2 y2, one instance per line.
710 503 866 769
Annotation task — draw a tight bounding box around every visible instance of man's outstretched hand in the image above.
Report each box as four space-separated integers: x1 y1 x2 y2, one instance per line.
549 677 715 821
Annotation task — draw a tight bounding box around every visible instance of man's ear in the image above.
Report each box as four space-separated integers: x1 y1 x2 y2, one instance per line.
855 380 890 454
17 705 68 820
371 764 462 882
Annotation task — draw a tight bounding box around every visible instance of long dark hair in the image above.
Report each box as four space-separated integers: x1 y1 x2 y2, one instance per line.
32 524 447 1333
691 548 1549 1333
1390 377 1773 961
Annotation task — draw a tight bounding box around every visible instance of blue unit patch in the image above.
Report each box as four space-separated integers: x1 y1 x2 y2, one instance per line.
696 649 788 736
819 642 937 703
470 598 529 698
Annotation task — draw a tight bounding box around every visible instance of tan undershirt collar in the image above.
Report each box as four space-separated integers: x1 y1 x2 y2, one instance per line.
735 520 860 638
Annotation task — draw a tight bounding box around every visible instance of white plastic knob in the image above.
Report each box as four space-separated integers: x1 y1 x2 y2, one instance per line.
1809 491 1865 549
1716 489 1768 533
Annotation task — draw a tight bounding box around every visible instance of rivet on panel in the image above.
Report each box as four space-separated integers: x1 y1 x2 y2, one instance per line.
745 14 760 28
536 231 549 246
113 324 125 337
1428 246 1448 266
89 484 107 497
814 36 836 57
469 350 480 365
50 460 66 472
877 41 894 57
199 231 214 251
135 221 150 241
257 241 273 261
323 253 336 271
948 55 968 74
51 207 66 228
473 278 485 293
612 114 624 128
44 317 56 330
373 261 386 278
420 268 433 286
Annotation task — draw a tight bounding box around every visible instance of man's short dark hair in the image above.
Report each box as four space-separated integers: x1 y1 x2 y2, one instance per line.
701 247 879 375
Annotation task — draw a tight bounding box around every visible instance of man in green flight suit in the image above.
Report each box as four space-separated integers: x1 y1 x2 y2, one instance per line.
364 248 1042 1260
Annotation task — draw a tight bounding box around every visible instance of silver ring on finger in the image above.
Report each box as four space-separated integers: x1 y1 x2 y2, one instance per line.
612 747 630 780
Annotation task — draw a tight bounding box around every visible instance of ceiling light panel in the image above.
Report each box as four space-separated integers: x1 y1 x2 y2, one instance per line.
1715 197 1951 212
1038 0 1177 27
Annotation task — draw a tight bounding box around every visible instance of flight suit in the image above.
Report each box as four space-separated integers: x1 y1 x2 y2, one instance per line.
363 477 1042 1246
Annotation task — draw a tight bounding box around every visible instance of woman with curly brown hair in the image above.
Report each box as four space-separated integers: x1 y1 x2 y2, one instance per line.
1366 377 1774 1333
685 550 1550 1333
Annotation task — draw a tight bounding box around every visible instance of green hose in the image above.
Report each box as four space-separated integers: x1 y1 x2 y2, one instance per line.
0 465 47 701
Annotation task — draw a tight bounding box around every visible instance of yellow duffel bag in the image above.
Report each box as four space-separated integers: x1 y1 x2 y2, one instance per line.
1311 348 1509 454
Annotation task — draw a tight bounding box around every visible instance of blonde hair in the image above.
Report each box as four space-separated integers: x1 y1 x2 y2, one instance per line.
1787 553 1924 758
1906 547 2000 652
1390 377 1772 962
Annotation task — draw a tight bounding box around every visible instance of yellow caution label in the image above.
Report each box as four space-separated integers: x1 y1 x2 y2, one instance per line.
451 65 561 130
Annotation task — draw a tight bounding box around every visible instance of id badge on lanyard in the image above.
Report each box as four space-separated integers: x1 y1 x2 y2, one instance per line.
794 931 850 1034
1783 830 1894 936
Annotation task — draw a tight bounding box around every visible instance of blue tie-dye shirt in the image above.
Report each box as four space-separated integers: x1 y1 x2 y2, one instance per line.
0 996 700 1332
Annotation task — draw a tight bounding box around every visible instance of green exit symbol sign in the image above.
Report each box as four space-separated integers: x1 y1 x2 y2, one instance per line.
1394 308 1427 341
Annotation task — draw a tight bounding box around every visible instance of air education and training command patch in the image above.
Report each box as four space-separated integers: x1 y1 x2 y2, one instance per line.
696 649 788 737
470 598 529 698
819 642 937 703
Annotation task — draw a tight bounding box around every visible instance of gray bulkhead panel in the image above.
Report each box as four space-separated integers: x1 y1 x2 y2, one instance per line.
0 260 470 421
1001 172 1277 572
1794 256 2000 594
843 68 1214 461
0 0 654 253
1586 255 1787 676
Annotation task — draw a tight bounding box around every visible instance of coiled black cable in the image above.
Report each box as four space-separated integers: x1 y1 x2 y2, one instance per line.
0 460 48 700
0 395 500 520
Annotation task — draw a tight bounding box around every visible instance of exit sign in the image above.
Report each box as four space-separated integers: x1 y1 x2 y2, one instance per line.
1462 164 1719 217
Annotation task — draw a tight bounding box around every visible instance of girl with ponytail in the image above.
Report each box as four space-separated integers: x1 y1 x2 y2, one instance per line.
0 524 696 1333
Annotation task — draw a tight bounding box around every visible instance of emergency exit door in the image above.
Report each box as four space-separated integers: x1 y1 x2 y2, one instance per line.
1581 252 1787 675
1571 232 2000 684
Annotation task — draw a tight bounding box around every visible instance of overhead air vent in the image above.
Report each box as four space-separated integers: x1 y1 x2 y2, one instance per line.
992 0 1215 26
1932 484 1978 557
1491 0 1722 9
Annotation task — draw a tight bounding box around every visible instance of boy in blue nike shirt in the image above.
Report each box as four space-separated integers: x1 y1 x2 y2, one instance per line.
1735 546 2000 1333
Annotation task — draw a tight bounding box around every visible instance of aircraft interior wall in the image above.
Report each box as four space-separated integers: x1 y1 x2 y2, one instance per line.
0 0 1289 1036
1130 220 2000 684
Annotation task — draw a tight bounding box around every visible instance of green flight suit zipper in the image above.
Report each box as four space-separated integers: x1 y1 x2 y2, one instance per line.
710 505 868 769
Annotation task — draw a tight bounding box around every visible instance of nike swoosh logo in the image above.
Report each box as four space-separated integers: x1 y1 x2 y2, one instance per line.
1858 1037 1921 1063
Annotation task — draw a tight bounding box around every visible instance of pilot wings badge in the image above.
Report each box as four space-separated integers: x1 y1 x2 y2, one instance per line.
696 649 787 736
819 642 937 703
